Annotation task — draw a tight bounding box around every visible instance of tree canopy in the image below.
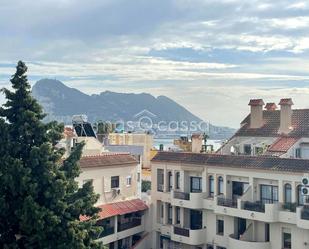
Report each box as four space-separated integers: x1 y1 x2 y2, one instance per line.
0 61 102 249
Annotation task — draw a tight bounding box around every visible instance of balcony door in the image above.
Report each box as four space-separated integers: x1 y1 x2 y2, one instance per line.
235 217 246 239
260 185 278 204
190 210 202 230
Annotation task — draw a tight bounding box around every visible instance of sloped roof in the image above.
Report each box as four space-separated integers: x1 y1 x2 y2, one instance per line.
152 151 309 173
236 109 309 137
80 199 148 221
267 137 299 153
79 153 138 168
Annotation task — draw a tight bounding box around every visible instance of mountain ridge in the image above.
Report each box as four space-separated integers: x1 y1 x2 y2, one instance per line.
32 79 235 139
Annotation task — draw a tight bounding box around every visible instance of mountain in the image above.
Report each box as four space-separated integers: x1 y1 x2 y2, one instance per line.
32 79 235 139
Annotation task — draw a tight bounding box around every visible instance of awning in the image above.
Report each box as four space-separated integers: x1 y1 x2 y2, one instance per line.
81 199 148 221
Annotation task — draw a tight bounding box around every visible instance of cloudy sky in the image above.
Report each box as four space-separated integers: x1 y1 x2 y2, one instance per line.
1 0 309 127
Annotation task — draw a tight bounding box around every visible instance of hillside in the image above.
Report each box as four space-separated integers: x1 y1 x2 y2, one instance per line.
32 79 235 139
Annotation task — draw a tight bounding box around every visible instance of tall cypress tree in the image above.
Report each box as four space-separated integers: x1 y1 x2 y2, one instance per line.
0 61 102 249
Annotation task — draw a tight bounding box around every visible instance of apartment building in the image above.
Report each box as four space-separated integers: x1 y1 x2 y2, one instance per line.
58 124 149 249
108 133 154 169
77 153 149 249
218 98 309 159
151 152 309 249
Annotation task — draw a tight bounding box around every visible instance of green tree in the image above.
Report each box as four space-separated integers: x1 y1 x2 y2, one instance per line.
0 61 102 249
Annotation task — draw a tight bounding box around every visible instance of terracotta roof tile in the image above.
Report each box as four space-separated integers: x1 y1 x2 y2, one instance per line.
279 98 294 105
236 109 309 137
267 137 299 153
80 153 138 168
248 99 265 106
265 103 277 111
80 199 148 221
152 151 309 173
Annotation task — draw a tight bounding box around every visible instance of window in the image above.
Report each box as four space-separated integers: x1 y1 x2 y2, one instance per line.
217 218 224 236
260 185 278 204
168 171 172 192
218 176 224 195
284 183 292 203
297 184 304 205
244 144 252 155
111 176 119 188
209 175 214 197
160 203 164 219
126 176 132 186
176 172 180 189
265 223 270 242
167 204 172 224
176 207 180 224
206 245 214 249
217 247 226 249
157 169 164 192
296 148 301 158
191 177 202 193
137 173 140 182
190 210 202 230
282 231 291 249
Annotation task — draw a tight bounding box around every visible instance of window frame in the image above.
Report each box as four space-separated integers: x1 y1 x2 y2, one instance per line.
111 176 120 189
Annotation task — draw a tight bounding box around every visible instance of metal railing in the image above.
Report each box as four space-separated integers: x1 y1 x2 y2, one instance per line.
174 226 190 237
173 191 190 200
217 197 238 208
117 219 141 232
243 201 265 213
281 202 297 213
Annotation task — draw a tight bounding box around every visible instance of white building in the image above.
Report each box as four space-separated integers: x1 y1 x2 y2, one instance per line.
218 98 309 159
150 152 309 249
59 125 150 249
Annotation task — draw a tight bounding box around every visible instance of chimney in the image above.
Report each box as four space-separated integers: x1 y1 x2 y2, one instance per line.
278 98 294 134
248 99 265 128
265 103 277 111
191 134 203 153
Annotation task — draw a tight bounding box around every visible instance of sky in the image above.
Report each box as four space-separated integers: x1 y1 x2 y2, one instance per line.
1 0 309 128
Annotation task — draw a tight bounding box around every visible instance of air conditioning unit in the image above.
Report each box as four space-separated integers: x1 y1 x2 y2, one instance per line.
301 186 309 196
302 177 309 186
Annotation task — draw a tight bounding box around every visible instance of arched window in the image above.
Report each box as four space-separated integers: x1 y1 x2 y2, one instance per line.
297 185 304 205
218 176 224 195
284 183 292 204
209 175 214 197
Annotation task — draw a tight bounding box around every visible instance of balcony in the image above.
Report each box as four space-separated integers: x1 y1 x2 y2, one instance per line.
228 234 271 249
117 219 141 232
171 226 207 245
243 201 265 213
171 190 206 209
97 226 114 238
173 191 190 200
217 197 238 208
297 206 309 229
278 203 298 224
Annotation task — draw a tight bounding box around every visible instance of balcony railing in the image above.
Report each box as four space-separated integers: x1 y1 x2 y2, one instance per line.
174 226 189 237
243 201 265 213
173 191 190 200
117 219 141 232
301 207 309 220
281 202 297 213
97 226 114 238
217 197 238 208
157 184 164 192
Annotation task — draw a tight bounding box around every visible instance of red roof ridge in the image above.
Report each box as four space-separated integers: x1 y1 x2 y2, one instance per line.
81 153 130 158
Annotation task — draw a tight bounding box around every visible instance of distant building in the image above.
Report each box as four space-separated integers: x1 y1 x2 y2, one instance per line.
108 133 154 169
218 98 309 159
